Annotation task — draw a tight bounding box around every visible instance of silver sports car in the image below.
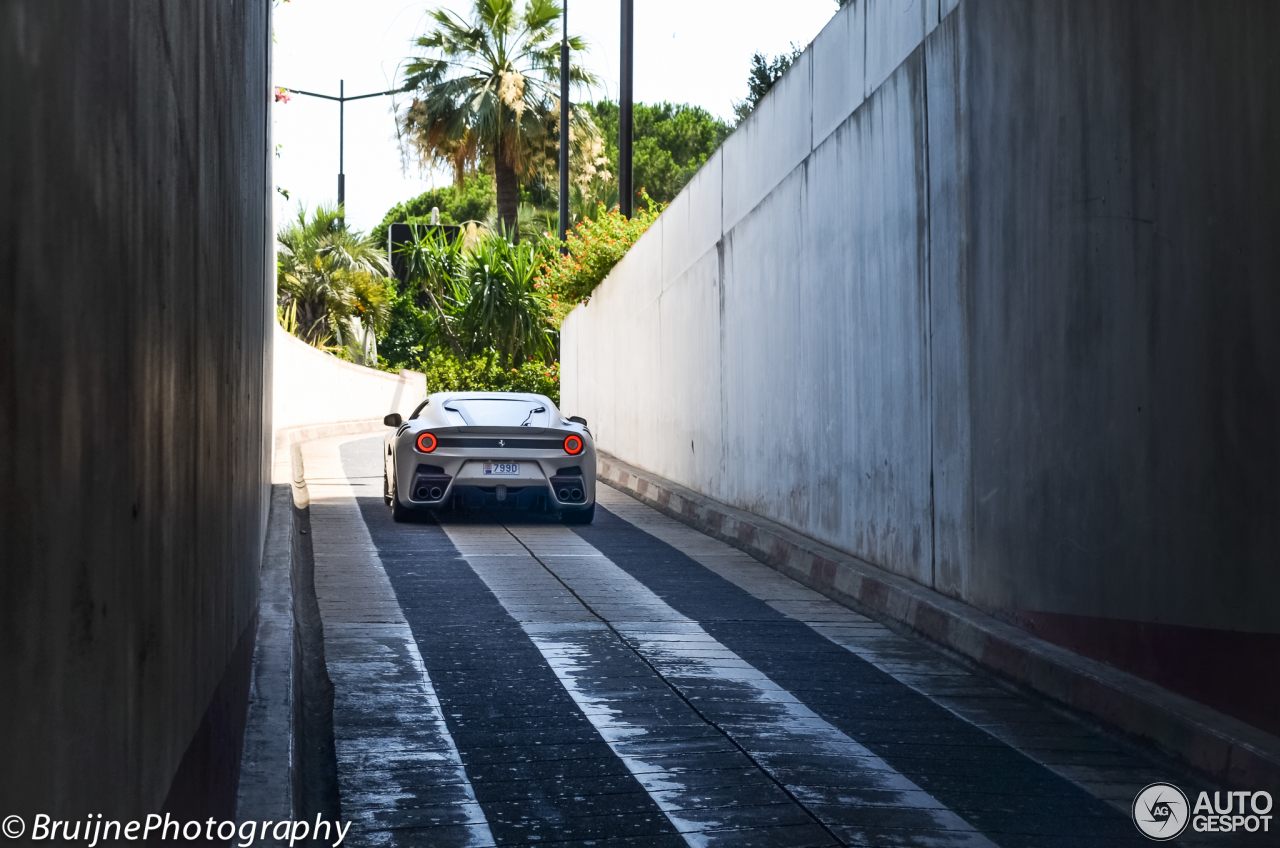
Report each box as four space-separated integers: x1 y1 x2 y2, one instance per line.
382 391 596 524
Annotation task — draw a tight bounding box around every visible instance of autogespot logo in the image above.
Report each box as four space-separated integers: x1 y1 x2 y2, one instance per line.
1133 783 1190 840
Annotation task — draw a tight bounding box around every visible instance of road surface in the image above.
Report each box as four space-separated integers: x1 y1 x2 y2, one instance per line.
298 434 1226 847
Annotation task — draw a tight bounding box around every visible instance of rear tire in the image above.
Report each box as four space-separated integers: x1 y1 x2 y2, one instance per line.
561 503 595 525
383 468 393 506
391 477 414 523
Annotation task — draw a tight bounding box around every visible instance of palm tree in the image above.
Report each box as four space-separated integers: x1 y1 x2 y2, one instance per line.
277 204 392 361
398 0 598 237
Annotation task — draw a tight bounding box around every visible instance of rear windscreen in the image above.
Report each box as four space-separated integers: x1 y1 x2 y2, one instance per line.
450 399 547 427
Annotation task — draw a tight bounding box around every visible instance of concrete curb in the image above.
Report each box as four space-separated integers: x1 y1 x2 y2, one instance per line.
235 484 295 827
237 420 390 830
597 451 1280 792
274 418 388 462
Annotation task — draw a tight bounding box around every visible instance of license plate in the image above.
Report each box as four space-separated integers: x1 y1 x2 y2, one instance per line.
483 461 520 476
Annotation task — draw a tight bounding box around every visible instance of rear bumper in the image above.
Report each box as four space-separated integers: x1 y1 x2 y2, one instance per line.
395 451 596 511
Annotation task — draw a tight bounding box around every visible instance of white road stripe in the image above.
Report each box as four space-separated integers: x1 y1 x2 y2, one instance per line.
440 520 996 845
303 437 495 847
593 485 1171 814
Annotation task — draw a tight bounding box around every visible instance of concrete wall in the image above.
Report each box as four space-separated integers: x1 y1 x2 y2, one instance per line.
562 0 1280 737
0 0 273 826
272 324 427 438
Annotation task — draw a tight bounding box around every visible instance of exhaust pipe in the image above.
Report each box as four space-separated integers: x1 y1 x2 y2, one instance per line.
415 487 429 499
429 486 443 500
571 488 583 501
558 488 570 501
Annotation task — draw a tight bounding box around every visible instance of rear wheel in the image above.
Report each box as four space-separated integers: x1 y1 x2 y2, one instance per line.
561 503 595 525
391 477 414 523
383 467 393 506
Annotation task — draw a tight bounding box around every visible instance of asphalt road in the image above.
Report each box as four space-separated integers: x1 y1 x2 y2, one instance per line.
298 435 1230 847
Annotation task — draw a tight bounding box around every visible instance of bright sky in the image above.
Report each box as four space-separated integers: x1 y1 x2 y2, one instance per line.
272 0 840 233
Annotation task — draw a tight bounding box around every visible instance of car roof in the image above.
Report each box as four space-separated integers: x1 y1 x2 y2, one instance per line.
431 391 552 404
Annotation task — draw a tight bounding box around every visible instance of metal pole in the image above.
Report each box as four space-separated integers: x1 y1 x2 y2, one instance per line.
558 2 570 251
619 0 634 218
338 79 345 228
279 84 398 229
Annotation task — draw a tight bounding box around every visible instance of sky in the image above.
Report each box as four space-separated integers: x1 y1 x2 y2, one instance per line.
271 0 841 233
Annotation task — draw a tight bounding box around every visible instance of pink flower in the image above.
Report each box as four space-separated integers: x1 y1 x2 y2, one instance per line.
275 88 292 104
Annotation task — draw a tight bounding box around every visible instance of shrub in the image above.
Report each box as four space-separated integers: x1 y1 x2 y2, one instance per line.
377 283 433 372
369 174 495 248
534 189 664 325
422 350 561 406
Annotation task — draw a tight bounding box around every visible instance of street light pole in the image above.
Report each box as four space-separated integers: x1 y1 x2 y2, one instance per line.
559 1 570 251
338 80 345 220
619 0 634 218
279 82 402 228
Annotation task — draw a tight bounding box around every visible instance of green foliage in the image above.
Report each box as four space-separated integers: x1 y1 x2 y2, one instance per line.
398 0 598 232
457 230 557 366
277 203 392 353
370 174 495 249
421 350 561 405
732 45 804 125
534 189 664 325
384 225 558 371
587 101 731 205
377 283 434 371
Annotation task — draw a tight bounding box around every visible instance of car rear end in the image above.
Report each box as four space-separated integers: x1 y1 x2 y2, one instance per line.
392 394 595 517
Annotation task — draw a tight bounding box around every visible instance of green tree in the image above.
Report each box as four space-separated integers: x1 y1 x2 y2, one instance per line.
588 101 731 205
398 0 598 237
378 284 433 372
421 350 561 405
732 45 804 125
277 204 392 354
370 173 495 249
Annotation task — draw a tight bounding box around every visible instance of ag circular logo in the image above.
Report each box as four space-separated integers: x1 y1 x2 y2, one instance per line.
1133 783 1190 840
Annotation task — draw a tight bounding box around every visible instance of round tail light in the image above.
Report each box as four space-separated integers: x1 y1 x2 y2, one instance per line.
416 432 438 453
564 434 584 455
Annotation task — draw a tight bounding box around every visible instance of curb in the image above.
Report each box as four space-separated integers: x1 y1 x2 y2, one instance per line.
274 419 388 462
596 451 1280 792
237 420 390 830
234 484 295 828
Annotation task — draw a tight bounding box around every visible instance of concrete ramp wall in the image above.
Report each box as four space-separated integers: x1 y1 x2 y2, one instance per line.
1 0 273 825
272 323 426 442
561 0 1280 738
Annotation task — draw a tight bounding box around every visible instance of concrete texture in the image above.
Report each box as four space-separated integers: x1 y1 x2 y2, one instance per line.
306 436 491 846
562 0 1280 743
235 420 395 837
234 485 295 829
272 324 426 435
0 0 272 825
285 433 1242 844
596 450 1280 792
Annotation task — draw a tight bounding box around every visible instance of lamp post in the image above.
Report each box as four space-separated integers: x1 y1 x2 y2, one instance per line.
559 2 570 252
279 80 401 228
619 0 634 218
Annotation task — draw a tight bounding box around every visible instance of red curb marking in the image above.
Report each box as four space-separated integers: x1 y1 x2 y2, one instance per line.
812 557 837 588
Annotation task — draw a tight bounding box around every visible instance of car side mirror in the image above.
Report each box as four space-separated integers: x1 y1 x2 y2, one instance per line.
569 416 588 427
384 413 403 427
